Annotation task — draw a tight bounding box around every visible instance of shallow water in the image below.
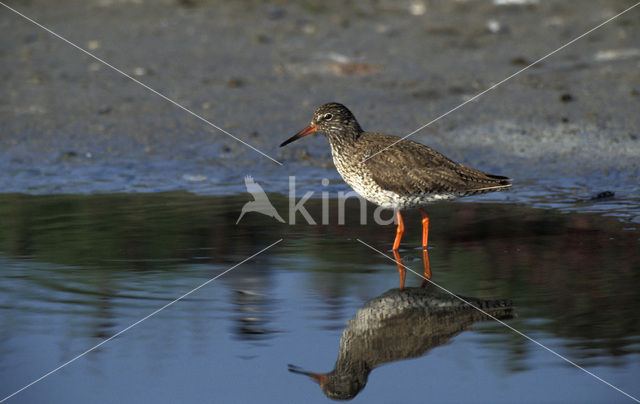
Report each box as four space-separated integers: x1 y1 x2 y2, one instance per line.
1 193 638 403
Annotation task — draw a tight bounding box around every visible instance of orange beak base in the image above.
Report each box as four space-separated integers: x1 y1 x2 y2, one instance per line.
288 364 328 386
280 124 317 147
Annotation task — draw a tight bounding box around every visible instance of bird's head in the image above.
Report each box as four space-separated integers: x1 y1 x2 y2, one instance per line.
280 103 363 148
288 363 367 401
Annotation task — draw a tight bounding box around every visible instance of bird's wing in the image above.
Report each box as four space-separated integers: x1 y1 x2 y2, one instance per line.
362 134 510 196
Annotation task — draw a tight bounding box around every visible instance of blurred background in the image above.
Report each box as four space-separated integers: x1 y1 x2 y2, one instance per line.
2 0 639 196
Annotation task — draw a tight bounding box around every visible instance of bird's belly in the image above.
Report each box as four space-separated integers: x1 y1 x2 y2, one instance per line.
357 186 458 210
332 154 457 210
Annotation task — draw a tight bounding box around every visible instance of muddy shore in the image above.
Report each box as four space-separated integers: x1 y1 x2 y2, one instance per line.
1 0 639 201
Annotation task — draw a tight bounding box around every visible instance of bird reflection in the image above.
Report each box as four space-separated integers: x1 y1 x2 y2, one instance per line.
289 284 515 400
393 248 431 289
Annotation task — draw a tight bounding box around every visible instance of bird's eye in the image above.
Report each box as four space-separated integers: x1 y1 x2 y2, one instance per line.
323 113 333 121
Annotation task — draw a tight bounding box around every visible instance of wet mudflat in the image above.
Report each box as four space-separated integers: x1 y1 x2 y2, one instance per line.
0 193 638 403
2 0 640 196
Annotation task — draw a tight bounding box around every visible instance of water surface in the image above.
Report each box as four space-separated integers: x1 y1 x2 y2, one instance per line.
1 193 638 403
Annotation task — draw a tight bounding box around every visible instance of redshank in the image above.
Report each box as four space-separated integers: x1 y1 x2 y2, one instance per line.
280 103 511 251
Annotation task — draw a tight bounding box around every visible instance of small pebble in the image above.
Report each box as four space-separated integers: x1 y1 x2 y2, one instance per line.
375 24 391 35
486 20 505 34
594 48 640 62
409 1 426 16
560 93 574 102
227 78 244 88
133 67 147 76
302 24 316 35
253 33 271 44
331 15 349 28
510 56 529 66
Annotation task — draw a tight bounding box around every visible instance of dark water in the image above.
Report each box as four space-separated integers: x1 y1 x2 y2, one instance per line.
0 193 639 403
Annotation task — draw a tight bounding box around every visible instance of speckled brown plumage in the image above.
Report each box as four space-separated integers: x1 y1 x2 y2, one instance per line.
288 285 515 400
280 102 512 250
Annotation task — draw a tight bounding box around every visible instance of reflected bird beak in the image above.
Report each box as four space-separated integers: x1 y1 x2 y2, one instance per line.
280 124 317 147
288 364 328 386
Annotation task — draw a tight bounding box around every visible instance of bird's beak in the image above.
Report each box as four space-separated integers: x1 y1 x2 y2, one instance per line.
288 364 328 386
280 124 317 147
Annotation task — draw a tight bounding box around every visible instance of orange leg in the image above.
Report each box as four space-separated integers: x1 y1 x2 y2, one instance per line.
393 250 406 290
419 208 430 249
392 210 404 251
422 247 432 281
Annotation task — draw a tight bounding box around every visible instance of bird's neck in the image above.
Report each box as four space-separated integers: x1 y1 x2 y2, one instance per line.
326 125 363 150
